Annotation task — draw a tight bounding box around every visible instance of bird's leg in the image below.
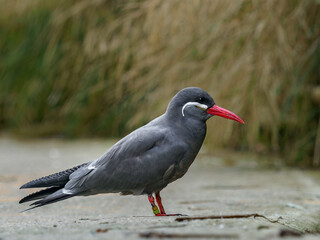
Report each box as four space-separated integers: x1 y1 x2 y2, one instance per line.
155 192 166 214
148 192 186 217
148 194 160 215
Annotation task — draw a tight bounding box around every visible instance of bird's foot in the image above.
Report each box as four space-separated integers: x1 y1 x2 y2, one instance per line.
155 213 187 217
148 193 188 217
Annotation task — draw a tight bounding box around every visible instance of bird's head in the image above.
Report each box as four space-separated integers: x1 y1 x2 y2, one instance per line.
166 87 244 124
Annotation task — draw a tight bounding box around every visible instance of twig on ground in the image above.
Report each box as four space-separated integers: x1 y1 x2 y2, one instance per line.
175 213 283 223
139 232 238 239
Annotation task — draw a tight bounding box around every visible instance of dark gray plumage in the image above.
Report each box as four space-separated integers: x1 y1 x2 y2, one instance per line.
20 87 244 214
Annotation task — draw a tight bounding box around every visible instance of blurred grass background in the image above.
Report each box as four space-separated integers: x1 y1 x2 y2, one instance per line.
0 0 319 167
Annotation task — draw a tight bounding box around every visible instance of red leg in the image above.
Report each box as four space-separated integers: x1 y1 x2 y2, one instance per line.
147 193 186 217
155 192 166 214
148 194 160 215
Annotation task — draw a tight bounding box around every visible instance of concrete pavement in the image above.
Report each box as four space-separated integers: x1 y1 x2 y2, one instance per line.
0 137 319 239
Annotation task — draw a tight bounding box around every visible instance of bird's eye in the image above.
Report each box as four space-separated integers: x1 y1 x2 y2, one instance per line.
199 97 203 102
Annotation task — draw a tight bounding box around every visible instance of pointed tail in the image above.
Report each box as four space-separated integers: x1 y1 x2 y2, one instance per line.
20 163 87 189
22 189 75 212
19 163 88 211
19 186 62 204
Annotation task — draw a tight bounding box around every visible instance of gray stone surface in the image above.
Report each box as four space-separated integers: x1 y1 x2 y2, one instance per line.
0 137 319 239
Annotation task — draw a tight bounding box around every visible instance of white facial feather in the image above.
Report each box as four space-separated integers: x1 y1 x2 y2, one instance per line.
181 102 208 117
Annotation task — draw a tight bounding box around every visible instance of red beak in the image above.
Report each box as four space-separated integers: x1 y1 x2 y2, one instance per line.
207 105 245 124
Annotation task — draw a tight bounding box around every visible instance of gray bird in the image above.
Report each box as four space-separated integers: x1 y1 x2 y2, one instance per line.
19 87 244 215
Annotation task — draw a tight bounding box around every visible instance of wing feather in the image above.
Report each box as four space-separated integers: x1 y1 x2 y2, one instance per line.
64 124 187 195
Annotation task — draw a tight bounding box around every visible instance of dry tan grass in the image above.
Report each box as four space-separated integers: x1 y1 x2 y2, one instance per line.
69 0 318 163
1 0 319 166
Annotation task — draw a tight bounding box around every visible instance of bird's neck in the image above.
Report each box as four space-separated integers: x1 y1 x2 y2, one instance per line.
173 117 207 171
169 115 207 149
185 118 207 146
164 107 207 150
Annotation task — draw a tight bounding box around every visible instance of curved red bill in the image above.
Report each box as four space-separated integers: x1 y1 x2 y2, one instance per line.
207 105 245 124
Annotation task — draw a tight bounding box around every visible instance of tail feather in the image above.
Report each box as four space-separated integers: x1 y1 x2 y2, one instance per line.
19 163 89 211
19 186 62 204
22 189 75 212
20 163 87 189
